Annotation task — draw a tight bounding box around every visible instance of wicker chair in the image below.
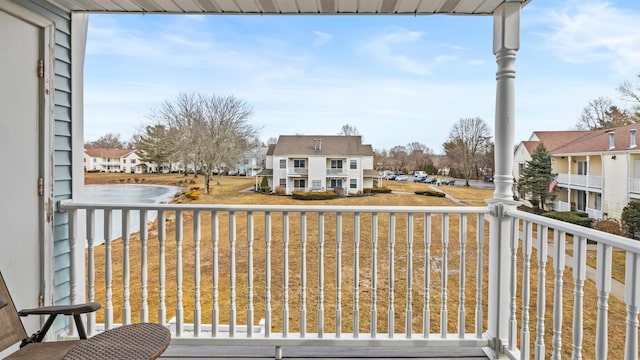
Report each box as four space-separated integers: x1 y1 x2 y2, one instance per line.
0 272 170 360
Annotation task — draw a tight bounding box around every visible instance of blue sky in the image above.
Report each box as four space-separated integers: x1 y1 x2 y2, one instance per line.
84 0 640 153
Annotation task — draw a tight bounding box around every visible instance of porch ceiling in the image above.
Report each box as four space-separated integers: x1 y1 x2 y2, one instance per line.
48 0 529 15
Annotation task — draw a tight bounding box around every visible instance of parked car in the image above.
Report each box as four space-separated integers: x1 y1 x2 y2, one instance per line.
438 177 456 185
424 177 438 184
413 176 427 183
395 175 408 181
386 174 396 180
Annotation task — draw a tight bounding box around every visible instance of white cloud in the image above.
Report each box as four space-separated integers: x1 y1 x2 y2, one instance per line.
361 29 437 75
537 1 640 75
313 31 333 47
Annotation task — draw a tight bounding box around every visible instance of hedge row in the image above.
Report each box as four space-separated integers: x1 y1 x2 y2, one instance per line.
365 187 391 194
415 190 446 198
542 211 593 227
292 190 338 200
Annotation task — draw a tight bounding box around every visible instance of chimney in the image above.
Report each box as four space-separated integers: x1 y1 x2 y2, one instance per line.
318 139 322 151
631 129 637 148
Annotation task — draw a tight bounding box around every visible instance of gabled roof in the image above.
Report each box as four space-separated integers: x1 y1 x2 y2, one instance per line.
272 135 373 157
552 123 640 154
519 124 640 156
84 148 135 158
49 0 530 16
529 131 590 153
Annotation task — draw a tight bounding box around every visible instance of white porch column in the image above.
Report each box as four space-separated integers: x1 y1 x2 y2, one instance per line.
487 1 521 358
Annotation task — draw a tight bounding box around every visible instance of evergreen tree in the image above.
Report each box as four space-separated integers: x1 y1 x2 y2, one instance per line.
518 143 555 211
137 124 170 173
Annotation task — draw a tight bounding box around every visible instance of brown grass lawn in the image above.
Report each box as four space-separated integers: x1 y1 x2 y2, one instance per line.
84 173 629 359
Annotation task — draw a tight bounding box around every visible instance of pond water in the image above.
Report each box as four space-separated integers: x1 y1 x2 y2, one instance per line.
84 184 180 244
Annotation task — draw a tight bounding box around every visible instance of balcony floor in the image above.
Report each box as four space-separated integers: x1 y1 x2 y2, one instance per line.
159 345 489 359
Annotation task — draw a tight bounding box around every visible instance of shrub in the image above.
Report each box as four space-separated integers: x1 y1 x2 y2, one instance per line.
291 191 337 200
275 186 286 195
622 201 640 239
415 190 446 198
593 218 626 236
183 191 200 200
260 177 269 192
190 186 200 191
365 187 391 194
542 211 592 228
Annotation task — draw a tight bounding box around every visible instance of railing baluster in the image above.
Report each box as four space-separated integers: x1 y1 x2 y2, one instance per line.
509 217 518 350
175 210 184 336
406 213 414 338
193 210 201 336
336 212 343 338
424 214 432 338
140 210 149 322
624 252 640 359
552 230 566 359
229 211 237 336
353 212 360 338
104 209 113 329
371 213 378 338
122 209 131 325
521 220 533 359
264 211 272 337
572 235 587 360
535 225 548 360
318 212 325 338
475 213 484 338
458 214 467 338
441 213 448 338
211 211 219 336
86 209 96 335
596 242 612 360
388 212 395 337
283 211 289 337
300 212 307 337
157 210 166 325
247 211 254 337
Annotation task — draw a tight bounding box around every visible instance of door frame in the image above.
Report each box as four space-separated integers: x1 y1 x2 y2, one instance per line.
0 0 56 306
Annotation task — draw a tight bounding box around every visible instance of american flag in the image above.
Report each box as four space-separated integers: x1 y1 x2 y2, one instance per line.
548 178 558 193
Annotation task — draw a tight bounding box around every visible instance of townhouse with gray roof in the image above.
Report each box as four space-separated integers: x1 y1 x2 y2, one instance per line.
259 135 377 195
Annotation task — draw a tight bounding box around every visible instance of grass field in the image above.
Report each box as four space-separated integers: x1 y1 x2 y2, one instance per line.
83 173 630 359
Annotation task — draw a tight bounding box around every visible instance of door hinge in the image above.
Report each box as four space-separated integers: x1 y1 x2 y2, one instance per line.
37 59 44 78
38 177 44 196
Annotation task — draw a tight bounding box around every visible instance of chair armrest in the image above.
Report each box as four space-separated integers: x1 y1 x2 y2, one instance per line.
18 302 100 316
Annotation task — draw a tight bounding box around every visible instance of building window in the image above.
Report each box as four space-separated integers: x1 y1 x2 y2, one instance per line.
631 129 637 148
608 131 615 149
330 160 343 169
131 159 136 164
279 159 286 169
279 178 286 186
350 179 357 189
330 179 343 188
294 159 306 168
293 179 306 190
312 180 321 190
244 158 250 165
350 160 357 169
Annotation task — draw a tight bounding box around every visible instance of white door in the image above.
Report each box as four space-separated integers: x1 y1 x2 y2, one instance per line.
0 6 45 333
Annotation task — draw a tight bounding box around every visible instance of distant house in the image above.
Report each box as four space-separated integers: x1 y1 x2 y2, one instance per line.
235 148 266 176
84 148 138 173
514 125 640 220
259 135 376 195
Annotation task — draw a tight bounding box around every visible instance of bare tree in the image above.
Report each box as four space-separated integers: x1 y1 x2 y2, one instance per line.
442 117 492 186
575 97 631 130
338 124 360 136
389 145 408 172
618 74 640 121
85 133 126 149
150 92 260 193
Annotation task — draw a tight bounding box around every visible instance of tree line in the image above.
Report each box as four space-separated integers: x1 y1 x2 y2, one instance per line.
576 74 640 130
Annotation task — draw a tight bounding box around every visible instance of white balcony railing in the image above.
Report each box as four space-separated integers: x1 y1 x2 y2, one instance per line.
59 201 640 359
326 168 347 176
631 178 640 194
556 173 603 189
288 167 308 175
